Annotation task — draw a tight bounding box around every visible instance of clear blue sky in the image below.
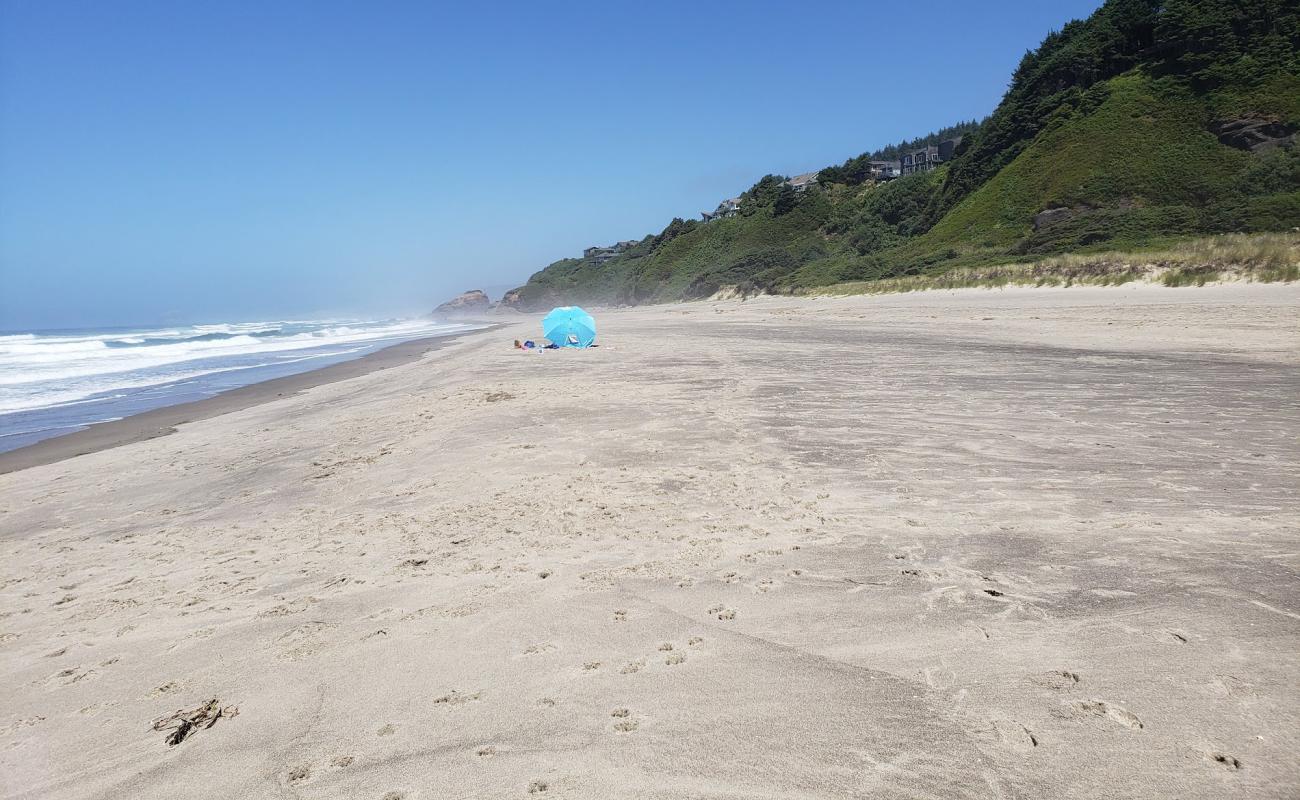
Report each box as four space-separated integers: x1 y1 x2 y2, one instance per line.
0 0 1104 330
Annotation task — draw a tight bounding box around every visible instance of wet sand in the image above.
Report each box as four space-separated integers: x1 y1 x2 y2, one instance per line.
1 284 1297 799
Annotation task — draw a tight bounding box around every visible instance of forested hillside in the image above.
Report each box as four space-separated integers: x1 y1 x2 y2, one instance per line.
506 0 1300 309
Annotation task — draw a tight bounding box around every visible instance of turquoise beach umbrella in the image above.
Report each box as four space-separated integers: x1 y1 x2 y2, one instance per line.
542 306 596 348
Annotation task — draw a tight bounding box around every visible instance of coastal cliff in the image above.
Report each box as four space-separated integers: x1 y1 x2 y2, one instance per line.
505 0 1300 310
434 289 491 316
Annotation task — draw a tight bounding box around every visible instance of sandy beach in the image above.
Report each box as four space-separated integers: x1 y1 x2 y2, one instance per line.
2 283 1298 799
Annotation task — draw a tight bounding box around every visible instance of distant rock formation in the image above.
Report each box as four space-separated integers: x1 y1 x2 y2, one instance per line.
434 289 491 316
1210 118 1298 153
1032 207 1075 231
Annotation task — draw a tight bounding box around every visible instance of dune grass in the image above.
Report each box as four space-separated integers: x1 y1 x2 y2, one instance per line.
809 233 1300 297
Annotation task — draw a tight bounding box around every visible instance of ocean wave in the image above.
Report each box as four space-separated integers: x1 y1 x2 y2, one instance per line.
0 334 266 372
0 368 232 415
102 329 286 348
0 339 112 357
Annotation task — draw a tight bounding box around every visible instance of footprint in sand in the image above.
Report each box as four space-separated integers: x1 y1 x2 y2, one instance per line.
706 605 737 620
1072 700 1143 730
433 690 481 706
992 718 1038 752
1032 670 1081 691
528 780 548 793
1 716 45 734
46 666 95 686
377 723 397 736
664 652 686 666
611 708 639 733
257 597 317 618
619 660 645 674
329 755 354 768
275 621 336 662
285 764 311 785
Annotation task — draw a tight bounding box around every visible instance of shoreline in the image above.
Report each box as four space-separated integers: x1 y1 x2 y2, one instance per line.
0 325 495 475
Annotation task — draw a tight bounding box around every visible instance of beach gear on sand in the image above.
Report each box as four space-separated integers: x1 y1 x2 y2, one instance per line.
542 306 596 348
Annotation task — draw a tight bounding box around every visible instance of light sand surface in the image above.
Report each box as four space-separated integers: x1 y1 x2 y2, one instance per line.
2 284 1298 799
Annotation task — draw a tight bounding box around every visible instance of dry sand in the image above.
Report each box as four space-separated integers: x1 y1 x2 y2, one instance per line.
1 283 1298 799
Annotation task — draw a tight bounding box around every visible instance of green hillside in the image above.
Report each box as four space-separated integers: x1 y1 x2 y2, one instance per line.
505 0 1300 309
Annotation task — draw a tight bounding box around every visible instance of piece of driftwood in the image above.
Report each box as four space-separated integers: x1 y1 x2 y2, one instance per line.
152 699 238 746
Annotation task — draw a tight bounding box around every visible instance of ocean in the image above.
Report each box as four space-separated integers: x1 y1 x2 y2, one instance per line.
0 317 481 453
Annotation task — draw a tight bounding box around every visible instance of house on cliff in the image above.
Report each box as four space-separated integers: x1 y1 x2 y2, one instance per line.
701 197 742 222
784 172 820 192
871 160 901 180
582 239 637 265
900 137 963 175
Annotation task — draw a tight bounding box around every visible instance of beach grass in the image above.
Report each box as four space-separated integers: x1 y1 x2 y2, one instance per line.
808 232 1300 297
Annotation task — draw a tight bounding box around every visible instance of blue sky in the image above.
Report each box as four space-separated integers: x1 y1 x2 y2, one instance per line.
0 0 1104 329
